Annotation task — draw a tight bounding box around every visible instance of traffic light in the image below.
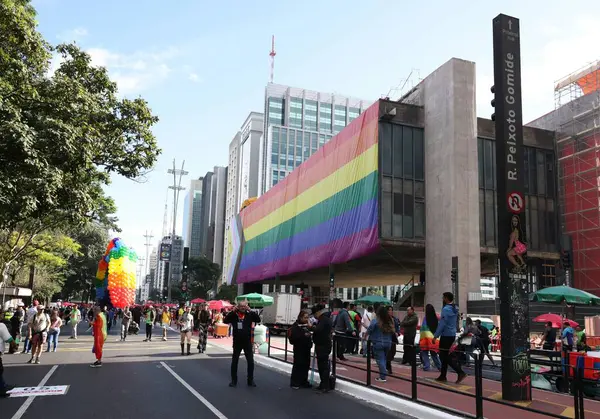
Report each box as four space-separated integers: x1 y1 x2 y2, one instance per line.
561 250 572 270
451 268 458 283
490 85 496 121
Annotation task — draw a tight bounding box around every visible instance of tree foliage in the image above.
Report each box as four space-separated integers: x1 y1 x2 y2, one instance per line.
188 256 221 299
0 0 161 278
216 284 237 302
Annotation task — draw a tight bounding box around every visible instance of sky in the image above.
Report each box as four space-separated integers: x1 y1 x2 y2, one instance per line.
31 0 600 272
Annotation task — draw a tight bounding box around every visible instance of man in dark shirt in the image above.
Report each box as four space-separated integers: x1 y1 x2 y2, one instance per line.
224 301 261 387
197 304 211 353
312 304 333 393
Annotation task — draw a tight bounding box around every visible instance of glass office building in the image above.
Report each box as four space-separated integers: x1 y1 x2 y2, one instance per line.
258 83 371 195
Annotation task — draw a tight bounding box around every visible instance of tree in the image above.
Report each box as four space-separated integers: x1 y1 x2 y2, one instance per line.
0 1 161 276
216 284 237 302
188 256 221 299
9 231 80 302
60 222 110 302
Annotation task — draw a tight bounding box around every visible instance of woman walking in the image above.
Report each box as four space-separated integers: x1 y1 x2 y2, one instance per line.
28 305 50 364
289 311 313 389
46 309 62 352
419 304 441 371
366 306 395 383
179 306 194 356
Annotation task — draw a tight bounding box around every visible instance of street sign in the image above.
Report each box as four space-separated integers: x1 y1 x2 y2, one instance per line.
507 192 524 213
493 13 531 401
8 385 69 398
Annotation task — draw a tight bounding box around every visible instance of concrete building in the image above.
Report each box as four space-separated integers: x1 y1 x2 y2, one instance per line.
199 167 227 268
238 58 561 312
258 83 371 195
223 112 265 284
182 178 204 257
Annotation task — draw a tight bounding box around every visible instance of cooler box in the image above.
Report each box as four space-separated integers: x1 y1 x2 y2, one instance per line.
215 323 229 337
569 352 600 380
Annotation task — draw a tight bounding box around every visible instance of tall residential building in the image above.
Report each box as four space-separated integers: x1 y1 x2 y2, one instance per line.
155 234 184 300
199 167 227 268
223 112 264 284
258 83 371 195
182 178 204 257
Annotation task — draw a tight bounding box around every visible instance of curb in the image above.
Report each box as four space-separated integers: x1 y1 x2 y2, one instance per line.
207 340 460 419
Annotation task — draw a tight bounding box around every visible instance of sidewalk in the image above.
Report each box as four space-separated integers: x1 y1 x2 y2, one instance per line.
263 343 600 419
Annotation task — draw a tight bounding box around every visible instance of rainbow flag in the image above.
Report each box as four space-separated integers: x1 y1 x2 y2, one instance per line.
236 102 380 283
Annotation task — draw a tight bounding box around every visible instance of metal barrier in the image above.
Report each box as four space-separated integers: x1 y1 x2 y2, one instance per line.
266 329 596 419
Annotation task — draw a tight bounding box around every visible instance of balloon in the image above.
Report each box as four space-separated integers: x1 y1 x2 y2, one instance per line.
95 238 138 309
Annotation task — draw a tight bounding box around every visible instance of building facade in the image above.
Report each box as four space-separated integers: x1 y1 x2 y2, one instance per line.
238 112 265 208
223 133 241 284
233 59 561 310
182 178 204 257
199 167 227 267
257 83 371 195
155 235 184 300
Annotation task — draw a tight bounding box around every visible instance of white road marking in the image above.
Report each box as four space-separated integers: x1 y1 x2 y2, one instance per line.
11 365 59 419
160 361 228 419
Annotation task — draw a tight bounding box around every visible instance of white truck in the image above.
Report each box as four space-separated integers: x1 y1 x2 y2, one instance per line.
261 293 302 335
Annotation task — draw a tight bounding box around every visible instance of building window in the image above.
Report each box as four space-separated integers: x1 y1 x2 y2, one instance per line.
289 97 303 129
380 123 425 239
268 98 284 126
334 105 346 133
477 138 557 251
348 107 361 123
319 103 332 132
304 100 318 131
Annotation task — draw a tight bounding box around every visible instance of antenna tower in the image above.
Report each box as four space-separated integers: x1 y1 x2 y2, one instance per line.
143 230 154 278
167 159 188 236
269 35 276 84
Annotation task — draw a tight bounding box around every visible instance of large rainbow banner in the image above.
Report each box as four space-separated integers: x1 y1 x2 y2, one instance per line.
236 101 380 283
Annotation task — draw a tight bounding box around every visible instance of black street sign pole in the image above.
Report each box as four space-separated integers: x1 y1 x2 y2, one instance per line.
492 14 532 401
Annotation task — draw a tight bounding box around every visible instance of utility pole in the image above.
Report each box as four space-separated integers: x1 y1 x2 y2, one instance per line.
166 159 188 302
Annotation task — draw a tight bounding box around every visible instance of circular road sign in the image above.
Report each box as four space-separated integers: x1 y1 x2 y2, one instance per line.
507 192 524 213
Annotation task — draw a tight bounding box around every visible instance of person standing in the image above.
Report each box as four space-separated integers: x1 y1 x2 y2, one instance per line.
161 307 171 341
400 306 418 366
69 305 81 339
419 304 442 371
562 322 575 352
360 306 374 357
28 305 50 364
90 306 107 368
0 321 18 397
432 292 466 384
46 309 62 352
143 306 155 342
289 311 313 389
121 307 131 341
224 301 261 387
179 306 194 356
197 303 211 353
312 304 333 393
366 306 395 383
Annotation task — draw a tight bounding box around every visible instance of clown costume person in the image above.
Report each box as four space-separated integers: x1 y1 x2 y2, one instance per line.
90 306 107 368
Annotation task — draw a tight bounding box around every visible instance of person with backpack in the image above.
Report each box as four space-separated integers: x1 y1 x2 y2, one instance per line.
332 301 355 361
360 306 374 356
475 320 495 365
289 311 313 389
28 305 50 364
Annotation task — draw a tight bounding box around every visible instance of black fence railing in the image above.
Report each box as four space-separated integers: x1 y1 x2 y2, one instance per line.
266 330 597 419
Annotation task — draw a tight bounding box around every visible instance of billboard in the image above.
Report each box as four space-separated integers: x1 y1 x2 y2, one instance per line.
235 102 380 284
159 243 171 261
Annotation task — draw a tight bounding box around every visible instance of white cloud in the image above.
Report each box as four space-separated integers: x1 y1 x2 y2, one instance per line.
87 47 181 94
188 73 201 83
57 27 88 42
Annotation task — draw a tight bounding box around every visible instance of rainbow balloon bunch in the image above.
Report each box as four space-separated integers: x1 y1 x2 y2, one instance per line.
95 238 138 308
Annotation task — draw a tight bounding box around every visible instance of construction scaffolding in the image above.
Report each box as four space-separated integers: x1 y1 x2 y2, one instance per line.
554 61 600 295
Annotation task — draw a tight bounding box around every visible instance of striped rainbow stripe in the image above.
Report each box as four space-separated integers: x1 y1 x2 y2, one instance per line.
236 101 381 284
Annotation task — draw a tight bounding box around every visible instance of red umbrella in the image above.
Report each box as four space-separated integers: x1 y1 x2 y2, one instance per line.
190 298 206 304
208 300 232 310
533 313 578 328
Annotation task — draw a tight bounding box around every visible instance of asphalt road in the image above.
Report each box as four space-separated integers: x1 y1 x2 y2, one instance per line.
1 323 409 419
